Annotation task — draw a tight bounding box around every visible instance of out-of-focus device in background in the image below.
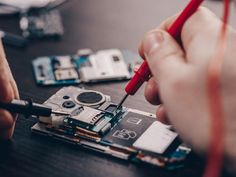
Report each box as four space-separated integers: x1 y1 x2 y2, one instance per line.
20 9 64 39
33 49 142 86
0 0 67 47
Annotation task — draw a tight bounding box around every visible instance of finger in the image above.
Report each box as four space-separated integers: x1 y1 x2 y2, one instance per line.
142 29 187 82
156 105 170 125
144 77 161 105
0 109 15 139
0 41 17 139
139 14 179 59
0 41 19 99
0 41 14 102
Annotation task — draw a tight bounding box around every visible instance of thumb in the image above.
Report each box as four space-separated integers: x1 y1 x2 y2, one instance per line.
141 29 187 83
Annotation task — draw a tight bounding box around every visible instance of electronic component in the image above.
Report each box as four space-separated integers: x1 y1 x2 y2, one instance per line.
133 122 178 154
20 9 64 39
32 49 142 86
31 87 191 169
69 106 102 126
103 112 155 147
76 91 106 106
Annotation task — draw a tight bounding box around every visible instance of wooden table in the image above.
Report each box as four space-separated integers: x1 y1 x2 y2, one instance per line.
0 0 234 177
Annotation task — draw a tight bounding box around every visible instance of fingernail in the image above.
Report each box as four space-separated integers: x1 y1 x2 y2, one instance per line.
143 31 164 58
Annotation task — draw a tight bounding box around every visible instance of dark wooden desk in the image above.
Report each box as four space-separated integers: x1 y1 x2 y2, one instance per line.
0 0 234 177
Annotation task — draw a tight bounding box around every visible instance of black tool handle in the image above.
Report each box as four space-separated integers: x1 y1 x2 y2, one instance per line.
0 99 52 117
0 30 28 47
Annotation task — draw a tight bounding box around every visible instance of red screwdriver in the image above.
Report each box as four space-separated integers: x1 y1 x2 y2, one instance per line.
117 0 204 108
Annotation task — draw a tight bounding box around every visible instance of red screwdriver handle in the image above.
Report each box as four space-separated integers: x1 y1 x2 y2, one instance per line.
125 0 204 95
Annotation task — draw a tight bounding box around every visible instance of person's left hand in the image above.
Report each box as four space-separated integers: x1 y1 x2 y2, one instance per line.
0 40 19 140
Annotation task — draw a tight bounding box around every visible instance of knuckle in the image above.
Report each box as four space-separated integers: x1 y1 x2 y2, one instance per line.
148 36 183 64
144 29 163 41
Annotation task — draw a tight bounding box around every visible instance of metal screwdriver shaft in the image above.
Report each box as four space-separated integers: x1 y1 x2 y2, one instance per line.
116 94 129 109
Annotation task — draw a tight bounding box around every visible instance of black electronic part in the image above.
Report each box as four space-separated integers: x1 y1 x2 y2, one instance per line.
77 92 103 104
63 95 70 99
105 104 118 113
103 112 155 147
37 65 45 77
51 58 61 68
76 91 105 106
112 55 120 62
62 100 76 109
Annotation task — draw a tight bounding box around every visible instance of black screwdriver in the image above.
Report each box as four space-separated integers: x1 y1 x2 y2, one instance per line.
0 99 70 117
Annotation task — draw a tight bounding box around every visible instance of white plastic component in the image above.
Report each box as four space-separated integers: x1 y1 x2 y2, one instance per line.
79 49 130 82
133 122 178 154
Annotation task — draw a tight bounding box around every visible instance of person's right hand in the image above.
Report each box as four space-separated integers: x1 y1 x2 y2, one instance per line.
0 40 19 140
139 7 236 171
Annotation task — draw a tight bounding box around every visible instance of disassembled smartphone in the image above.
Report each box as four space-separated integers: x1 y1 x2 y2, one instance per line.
31 86 191 169
32 49 142 86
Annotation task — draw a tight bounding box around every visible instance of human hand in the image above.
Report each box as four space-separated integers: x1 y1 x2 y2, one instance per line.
139 7 236 165
0 40 19 140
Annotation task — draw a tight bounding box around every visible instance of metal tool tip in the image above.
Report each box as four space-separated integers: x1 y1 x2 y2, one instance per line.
116 94 129 110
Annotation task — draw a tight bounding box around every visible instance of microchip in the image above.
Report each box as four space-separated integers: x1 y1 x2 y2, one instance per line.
105 104 117 113
103 112 155 147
